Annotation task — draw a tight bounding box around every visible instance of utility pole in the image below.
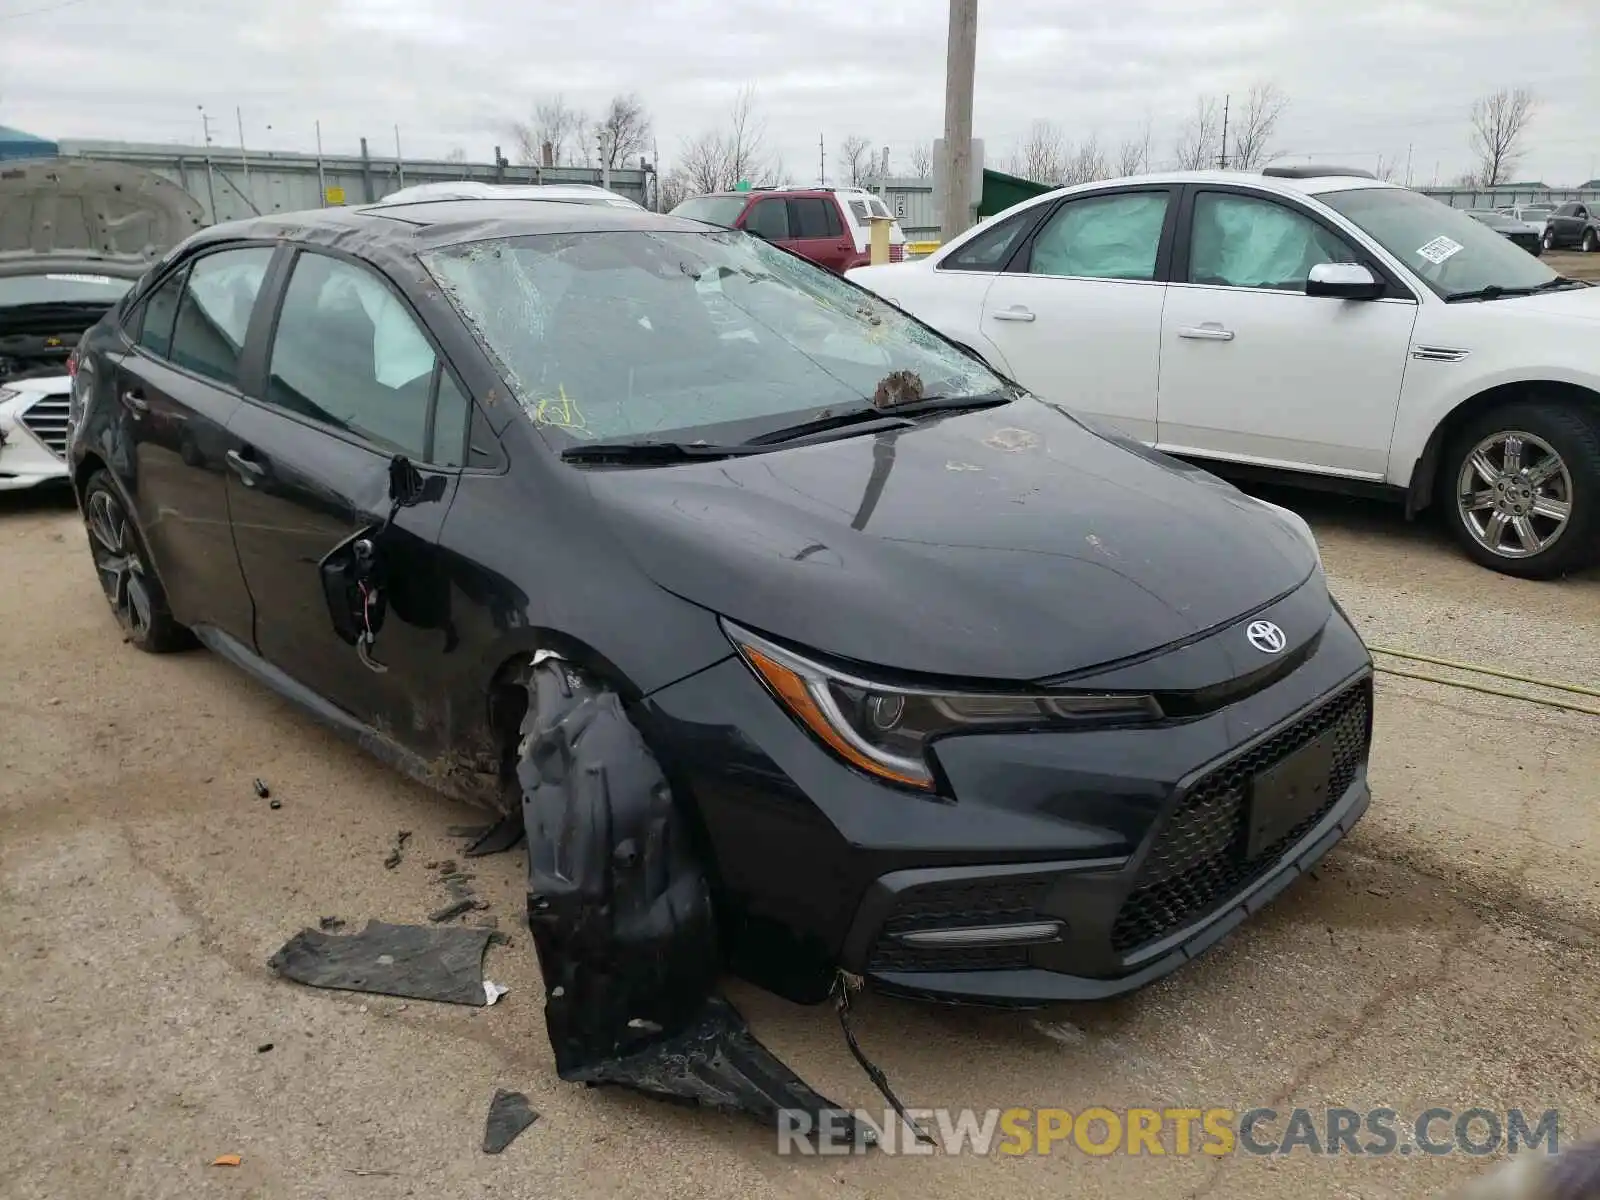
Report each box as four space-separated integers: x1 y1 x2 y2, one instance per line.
197 105 219 223
394 125 405 188
819 133 825 186
234 106 255 207
938 0 978 243
315 119 327 206
1404 143 1413 188
1217 94 1230 169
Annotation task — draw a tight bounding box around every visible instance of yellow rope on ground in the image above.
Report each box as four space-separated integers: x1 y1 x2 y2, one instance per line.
1366 645 1600 718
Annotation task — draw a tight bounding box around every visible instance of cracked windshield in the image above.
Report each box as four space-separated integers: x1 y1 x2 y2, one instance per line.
421 230 1006 445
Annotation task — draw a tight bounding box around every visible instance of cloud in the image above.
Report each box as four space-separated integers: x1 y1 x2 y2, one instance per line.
1 0 1595 182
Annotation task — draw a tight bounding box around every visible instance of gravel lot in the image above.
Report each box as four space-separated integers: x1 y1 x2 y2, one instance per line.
3 472 1597 1199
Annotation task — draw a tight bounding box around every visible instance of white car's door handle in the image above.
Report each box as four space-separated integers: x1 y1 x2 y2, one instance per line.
1177 323 1235 341
990 306 1036 322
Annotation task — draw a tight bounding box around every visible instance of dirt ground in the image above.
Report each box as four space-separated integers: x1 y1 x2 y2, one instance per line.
2 477 1597 1200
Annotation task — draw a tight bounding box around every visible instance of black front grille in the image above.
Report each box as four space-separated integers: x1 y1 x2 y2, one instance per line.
1111 679 1371 954
20 395 70 459
868 875 1055 973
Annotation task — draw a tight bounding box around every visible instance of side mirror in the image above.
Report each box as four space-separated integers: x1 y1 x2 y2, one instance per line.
1306 262 1384 300
387 455 445 508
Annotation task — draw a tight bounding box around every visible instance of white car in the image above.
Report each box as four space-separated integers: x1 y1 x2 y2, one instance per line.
377 181 644 209
1 159 203 492
847 167 1600 577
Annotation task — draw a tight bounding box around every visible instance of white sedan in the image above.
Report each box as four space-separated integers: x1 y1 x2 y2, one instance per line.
847 168 1600 578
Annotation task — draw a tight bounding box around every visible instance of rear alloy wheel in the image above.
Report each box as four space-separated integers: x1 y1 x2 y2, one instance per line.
1442 403 1600 578
1542 228 1556 252
82 471 191 652
1583 229 1599 254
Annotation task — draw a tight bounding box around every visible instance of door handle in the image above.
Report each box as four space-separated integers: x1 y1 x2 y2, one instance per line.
120 389 149 414
991 306 1036 322
1178 324 1235 341
225 449 266 483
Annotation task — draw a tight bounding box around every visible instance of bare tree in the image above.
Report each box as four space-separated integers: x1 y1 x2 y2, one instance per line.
592 93 652 170
1373 153 1401 183
659 168 692 212
511 94 588 166
1116 119 1152 176
443 147 468 165
908 141 933 177
1173 96 1220 170
665 85 782 198
1015 119 1068 183
1225 82 1289 170
837 134 873 186
1469 88 1537 187
1063 134 1109 185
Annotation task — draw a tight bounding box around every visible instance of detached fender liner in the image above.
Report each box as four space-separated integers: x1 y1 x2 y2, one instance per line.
518 656 857 1129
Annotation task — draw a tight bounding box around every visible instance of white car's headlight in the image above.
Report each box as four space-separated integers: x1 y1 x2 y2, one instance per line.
724 623 1161 790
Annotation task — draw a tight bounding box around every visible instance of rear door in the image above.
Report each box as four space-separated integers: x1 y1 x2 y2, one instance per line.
739 196 795 256
1549 203 1583 247
224 247 471 747
976 186 1175 443
108 244 276 644
786 196 853 271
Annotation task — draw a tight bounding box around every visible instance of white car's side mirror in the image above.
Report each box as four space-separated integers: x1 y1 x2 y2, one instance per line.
1306 262 1384 300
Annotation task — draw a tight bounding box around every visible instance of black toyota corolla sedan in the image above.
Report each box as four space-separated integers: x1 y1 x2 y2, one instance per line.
67 196 1372 1078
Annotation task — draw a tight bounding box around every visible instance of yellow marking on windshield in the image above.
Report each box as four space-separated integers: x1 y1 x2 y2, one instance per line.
532 385 589 434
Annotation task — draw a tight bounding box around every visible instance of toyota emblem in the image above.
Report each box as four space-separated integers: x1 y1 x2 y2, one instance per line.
1246 620 1287 654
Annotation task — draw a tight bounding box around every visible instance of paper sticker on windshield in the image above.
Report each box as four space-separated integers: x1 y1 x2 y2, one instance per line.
1415 236 1464 265
46 273 117 285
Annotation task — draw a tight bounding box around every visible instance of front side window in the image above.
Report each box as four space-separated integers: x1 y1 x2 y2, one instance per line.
1320 187 1558 299
265 252 438 458
743 198 790 240
1188 192 1358 291
168 247 275 384
1026 191 1170 281
940 210 1037 272
421 229 1007 447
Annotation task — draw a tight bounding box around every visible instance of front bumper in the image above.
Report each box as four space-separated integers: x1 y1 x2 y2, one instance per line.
642 581 1374 1005
0 384 72 491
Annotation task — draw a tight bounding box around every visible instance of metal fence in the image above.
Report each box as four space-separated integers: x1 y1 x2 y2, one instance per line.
1419 187 1600 211
52 137 653 225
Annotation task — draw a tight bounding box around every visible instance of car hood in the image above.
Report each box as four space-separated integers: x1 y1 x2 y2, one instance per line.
1494 283 1600 322
0 158 205 259
585 401 1319 682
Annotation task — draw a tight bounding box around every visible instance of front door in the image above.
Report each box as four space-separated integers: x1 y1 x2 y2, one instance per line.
1157 188 1417 479
224 248 469 749
110 245 276 643
976 187 1174 443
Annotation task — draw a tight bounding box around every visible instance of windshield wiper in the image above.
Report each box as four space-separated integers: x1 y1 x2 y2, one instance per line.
744 391 1015 448
1444 284 1538 303
560 440 762 464
1534 276 1589 291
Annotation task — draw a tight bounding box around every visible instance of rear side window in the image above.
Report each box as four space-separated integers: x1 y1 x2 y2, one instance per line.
848 199 870 224
789 197 838 238
265 251 439 460
134 266 189 359
940 210 1038 272
744 198 790 240
168 247 275 385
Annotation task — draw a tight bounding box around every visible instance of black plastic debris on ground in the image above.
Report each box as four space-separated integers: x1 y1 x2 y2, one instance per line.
482 1090 539 1154
253 778 270 799
450 815 525 858
383 830 412 870
268 920 494 1006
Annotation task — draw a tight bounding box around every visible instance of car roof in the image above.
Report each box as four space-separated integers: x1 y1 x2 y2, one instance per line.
379 180 642 208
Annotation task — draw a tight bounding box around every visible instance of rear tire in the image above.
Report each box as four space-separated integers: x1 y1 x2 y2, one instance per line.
517 656 720 1076
81 470 193 652
1438 401 1600 578
1583 229 1599 254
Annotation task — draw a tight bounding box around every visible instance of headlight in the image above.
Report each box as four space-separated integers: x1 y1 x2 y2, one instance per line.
723 622 1162 791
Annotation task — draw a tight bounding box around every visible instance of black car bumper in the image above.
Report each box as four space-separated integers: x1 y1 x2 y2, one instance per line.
641 581 1374 1006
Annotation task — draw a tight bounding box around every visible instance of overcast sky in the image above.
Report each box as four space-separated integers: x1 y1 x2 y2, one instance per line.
2 0 1596 186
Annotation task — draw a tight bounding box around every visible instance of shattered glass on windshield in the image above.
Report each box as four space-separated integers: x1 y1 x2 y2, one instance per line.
420 230 1003 445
